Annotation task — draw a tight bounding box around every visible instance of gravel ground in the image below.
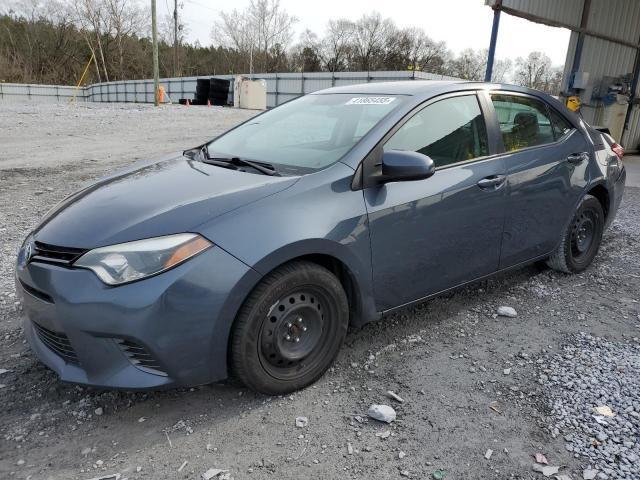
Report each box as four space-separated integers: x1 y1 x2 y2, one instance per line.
544 334 639 479
0 103 639 480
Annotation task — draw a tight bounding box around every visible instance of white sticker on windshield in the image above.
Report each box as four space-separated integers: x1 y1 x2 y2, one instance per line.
346 96 396 105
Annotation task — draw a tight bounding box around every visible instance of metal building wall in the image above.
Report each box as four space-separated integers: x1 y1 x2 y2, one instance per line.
562 33 637 122
586 0 640 45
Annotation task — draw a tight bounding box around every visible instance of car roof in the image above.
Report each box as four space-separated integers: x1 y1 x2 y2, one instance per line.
312 80 553 100
312 80 470 96
312 80 575 119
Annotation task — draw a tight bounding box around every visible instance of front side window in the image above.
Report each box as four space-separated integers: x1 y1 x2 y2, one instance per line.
207 94 405 174
384 95 489 168
490 94 556 151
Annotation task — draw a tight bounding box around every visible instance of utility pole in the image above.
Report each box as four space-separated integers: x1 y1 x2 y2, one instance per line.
151 0 159 106
173 0 179 77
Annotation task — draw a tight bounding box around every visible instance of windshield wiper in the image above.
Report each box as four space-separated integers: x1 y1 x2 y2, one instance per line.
203 156 280 176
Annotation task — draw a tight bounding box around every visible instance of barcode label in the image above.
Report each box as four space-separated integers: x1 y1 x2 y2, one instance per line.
346 97 396 105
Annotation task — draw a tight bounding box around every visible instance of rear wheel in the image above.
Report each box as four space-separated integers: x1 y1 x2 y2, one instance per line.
230 261 349 395
547 194 604 273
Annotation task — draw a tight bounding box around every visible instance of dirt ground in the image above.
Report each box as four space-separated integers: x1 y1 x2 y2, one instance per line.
0 103 638 480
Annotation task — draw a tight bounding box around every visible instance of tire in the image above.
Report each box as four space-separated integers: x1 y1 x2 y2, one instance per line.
208 88 229 97
547 194 604 273
209 85 229 95
210 78 230 89
196 79 210 89
208 92 228 101
230 261 349 395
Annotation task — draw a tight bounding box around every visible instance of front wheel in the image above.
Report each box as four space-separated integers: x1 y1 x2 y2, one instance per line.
547 194 604 273
230 261 349 395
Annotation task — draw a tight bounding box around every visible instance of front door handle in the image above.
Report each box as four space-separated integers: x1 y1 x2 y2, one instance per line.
477 175 506 190
567 152 589 164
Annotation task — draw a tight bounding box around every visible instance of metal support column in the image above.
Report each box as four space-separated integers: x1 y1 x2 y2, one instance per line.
485 0 502 82
568 0 591 92
622 31 640 146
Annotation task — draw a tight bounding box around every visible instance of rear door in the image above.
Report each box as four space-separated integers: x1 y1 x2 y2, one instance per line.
484 91 590 268
364 92 507 311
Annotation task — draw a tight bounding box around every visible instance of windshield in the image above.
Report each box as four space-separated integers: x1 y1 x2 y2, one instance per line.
207 93 405 173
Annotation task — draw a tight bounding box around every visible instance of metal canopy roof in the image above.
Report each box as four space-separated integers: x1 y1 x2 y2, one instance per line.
485 0 640 49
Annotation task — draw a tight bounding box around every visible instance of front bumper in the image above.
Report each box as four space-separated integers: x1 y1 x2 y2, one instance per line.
16 246 260 389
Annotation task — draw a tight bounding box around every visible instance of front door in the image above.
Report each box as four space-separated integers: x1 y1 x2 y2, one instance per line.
365 93 507 311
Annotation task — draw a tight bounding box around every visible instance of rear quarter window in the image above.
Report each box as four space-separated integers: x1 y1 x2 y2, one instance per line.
548 108 574 140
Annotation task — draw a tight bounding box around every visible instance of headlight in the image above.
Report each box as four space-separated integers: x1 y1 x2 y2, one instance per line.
74 233 212 285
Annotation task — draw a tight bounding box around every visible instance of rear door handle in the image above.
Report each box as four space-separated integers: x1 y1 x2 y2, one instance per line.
477 175 506 190
567 152 589 164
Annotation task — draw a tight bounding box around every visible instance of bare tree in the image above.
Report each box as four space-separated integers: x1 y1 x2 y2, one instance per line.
251 0 296 71
1 4 562 89
447 48 485 80
491 57 512 83
318 19 354 72
160 10 188 46
513 51 557 91
104 0 144 79
352 12 394 71
289 29 322 72
445 48 511 81
70 0 111 82
212 0 297 73
1 0 73 82
385 27 449 73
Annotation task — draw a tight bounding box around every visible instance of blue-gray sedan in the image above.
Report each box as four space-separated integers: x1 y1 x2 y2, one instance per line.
15 81 626 394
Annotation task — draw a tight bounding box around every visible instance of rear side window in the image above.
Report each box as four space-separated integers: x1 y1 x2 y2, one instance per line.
384 95 489 168
490 94 555 151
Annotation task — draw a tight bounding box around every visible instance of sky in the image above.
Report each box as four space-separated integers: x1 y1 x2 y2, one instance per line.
173 0 571 66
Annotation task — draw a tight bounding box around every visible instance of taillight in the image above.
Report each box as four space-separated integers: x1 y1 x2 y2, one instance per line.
612 143 624 160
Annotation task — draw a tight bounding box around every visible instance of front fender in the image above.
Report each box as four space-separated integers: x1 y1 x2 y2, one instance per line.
197 163 379 327
250 238 380 327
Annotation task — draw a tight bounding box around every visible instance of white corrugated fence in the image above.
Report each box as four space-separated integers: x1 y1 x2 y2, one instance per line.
1 70 458 108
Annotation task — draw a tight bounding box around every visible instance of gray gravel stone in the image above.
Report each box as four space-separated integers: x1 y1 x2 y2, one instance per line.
367 404 396 423
497 306 517 318
543 333 640 479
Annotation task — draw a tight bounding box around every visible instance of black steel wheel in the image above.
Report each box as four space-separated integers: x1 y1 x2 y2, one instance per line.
570 210 596 258
547 194 604 273
230 261 348 395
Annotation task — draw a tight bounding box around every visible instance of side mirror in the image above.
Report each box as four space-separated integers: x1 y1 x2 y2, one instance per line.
381 150 435 183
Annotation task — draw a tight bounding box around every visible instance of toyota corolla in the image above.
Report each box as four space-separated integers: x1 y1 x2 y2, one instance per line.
16 81 626 395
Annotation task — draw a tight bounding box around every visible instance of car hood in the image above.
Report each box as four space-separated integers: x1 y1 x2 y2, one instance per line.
34 153 299 249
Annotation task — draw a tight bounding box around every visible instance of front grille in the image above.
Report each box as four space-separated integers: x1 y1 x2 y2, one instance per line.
30 241 88 266
116 339 168 376
33 322 79 365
